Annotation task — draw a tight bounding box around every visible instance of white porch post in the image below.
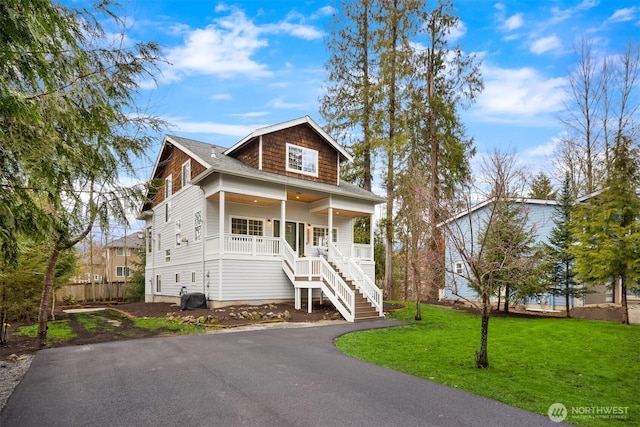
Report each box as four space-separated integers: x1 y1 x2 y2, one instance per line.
370 214 375 260
219 191 225 254
218 190 225 301
295 288 301 310
308 288 312 313
328 206 333 244
280 200 286 244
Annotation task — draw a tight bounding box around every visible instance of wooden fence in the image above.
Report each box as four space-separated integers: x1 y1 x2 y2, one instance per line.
55 282 135 303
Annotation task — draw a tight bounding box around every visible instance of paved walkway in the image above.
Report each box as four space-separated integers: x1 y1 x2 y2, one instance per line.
1 320 564 427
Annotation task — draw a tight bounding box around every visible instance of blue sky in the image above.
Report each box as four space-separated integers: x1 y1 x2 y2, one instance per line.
99 0 638 184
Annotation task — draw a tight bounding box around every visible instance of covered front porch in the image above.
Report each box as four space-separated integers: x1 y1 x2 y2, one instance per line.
198 177 381 320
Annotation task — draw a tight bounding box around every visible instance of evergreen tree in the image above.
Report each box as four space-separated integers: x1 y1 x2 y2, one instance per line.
570 135 640 324
542 173 589 317
529 172 556 200
1 0 164 345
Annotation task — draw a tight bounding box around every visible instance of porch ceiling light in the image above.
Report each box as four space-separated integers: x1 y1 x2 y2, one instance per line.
253 199 258 203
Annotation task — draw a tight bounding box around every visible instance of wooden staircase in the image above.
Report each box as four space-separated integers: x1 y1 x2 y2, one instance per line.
330 262 383 322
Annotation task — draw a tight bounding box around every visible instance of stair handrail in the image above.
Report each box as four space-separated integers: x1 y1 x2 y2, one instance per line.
328 241 383 316
281 239 354 321
319 256 355 322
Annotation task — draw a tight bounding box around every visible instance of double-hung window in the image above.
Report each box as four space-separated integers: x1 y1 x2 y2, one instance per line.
286 143 318 177
231 217 263 236
116 266 130 277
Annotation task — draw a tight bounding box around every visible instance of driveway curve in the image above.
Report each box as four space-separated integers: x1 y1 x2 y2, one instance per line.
1 320 563 427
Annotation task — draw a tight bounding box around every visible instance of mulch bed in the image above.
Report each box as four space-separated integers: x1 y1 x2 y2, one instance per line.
2 301 401 360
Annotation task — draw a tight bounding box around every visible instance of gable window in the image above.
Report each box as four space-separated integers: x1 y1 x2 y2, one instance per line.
116 247 131 257
312 227 338 247
231 217 263 236
454 261 464 275
194 210 202 242
175 273 181 283
181 160 191 188
165 175 172 198
157 233 162 251
165 249 171 262
165 202 171 223
116 266 130 277
286 143 318 177
191 271 196 283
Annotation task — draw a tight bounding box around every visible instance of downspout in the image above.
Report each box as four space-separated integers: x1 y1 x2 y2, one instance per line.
201 186 207 298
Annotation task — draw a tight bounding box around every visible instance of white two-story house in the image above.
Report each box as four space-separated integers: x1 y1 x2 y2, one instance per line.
140 116 386 321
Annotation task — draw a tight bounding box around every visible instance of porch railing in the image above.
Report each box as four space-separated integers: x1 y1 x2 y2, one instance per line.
206 234 280 256
329 241 383 316
334 242 373 260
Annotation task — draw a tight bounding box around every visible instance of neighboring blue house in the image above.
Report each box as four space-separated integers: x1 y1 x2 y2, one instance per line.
441 198 598 311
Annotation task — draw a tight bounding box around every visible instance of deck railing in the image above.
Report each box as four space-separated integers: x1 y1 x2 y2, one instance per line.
329 241 383 316
206 234 280 256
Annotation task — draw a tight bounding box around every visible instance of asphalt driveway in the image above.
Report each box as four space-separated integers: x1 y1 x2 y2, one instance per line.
1 320 562 427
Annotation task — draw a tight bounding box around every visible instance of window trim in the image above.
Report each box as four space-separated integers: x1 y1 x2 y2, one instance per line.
156 274 161 293
312 226 338 247
165 175 173 199
286 143 318 177
230 216 264 236
175 218 182 248
194 210 203 242
116 266 130 277
181 160 191 188
115 247 131 257
454 261 464 276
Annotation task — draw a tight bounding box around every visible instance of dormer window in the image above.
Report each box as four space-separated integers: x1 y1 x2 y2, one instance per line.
286 143 318 177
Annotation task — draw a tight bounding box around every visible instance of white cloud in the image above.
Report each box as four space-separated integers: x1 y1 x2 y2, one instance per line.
164 10 270 81
265 21 323 40
550 0 598 24
162 8 323 82
447 20 467 42
472 65 567 121
607 7 638 23
167 117 258 137
211 93 232 100
311 6 335 20
502 13 524 31
530 35 561 54
230 112 270 118
269 98 308 109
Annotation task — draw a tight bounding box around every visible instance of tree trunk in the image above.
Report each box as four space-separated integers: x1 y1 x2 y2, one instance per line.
565 285 571 318
37 246 61 347
620 275 629 325
504 285 510 313
496 287 501 311
476 293 490 369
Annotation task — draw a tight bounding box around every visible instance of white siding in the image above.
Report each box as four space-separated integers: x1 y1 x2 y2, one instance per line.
444 201 556 303
221 259 293 301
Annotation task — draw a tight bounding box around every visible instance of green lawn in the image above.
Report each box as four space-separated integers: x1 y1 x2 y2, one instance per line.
336 303 639 427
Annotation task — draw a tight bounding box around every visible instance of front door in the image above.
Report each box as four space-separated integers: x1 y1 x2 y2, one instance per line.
285 221 297 252
283 221 305 256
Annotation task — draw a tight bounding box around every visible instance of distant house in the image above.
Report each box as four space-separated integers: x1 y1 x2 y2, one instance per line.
104 232 144 285
442 198 617 311
139 116 385 321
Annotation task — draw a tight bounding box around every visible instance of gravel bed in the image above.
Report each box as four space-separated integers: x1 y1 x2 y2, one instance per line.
0 354 34 412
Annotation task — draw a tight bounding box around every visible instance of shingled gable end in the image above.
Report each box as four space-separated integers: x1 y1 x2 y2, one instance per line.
140 116 385 322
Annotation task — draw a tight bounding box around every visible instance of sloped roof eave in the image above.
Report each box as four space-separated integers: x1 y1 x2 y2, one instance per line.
224 116 353 163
